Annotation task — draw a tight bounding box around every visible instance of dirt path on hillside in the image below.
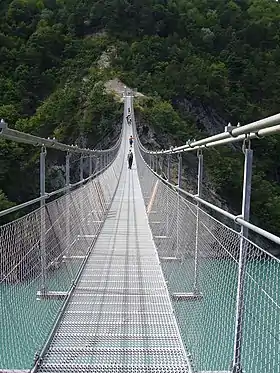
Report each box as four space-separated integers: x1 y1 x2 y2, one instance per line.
105 78 144 101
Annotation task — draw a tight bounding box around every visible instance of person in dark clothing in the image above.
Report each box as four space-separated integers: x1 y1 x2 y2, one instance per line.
129 135 134 147
127 150 133 169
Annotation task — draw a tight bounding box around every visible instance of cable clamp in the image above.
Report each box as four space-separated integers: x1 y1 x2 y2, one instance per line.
254 131 263 139
242 135 251 154
234 214 243 223
186 138 196 148
225 122 239 137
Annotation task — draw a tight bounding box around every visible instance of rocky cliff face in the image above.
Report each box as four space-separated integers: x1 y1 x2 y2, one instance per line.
175 97 227 135
134 106 233 213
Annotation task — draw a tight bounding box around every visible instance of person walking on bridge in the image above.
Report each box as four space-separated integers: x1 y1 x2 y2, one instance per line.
126 114 131 125
129 135 134 147
127 150 133 169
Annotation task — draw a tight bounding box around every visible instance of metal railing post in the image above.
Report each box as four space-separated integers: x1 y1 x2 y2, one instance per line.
167 155 171 182
155 155 158 174
176 154 182 255
97 156 100 173
194 149 203 292
100 154 103 171
89 154 93 176
65 152 70 256
178 153 182 190
40 146 47 294
80 154 83 182
166 155 171 236
79 154 84 234
65 151 74 280
232 139 253 373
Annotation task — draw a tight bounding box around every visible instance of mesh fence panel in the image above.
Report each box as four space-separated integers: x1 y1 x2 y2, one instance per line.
0 142 124 369
241 243 280 373
137 145 280 373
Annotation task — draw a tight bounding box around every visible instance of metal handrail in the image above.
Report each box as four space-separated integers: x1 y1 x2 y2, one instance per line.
137 113 280 154
0 162 109 218
0 117 124 218
0 119 121 154
138 142 280 246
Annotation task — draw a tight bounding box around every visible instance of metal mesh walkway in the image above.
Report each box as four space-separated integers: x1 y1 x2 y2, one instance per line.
36 99 189 372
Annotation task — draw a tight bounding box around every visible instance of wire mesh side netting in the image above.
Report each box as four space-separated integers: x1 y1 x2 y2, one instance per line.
0 142 125 369
136 146 280 373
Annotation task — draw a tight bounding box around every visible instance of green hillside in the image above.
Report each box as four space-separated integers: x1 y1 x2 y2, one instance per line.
1 0 280 235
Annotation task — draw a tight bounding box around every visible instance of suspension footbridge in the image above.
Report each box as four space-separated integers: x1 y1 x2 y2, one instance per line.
0 92 280 373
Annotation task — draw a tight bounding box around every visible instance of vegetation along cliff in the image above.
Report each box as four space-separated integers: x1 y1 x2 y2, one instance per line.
1 0 280 241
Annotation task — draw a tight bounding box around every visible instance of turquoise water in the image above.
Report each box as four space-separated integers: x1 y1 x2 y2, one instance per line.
0 280 63 368
1 258 279 372
0 261 81 369
163 258 280 372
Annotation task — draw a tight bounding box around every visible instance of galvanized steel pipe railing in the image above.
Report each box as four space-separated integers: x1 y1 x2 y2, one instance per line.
0 118 123 218
137 113 280 155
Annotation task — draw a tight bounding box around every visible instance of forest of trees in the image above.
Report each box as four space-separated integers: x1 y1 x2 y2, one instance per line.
1 0 280 234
